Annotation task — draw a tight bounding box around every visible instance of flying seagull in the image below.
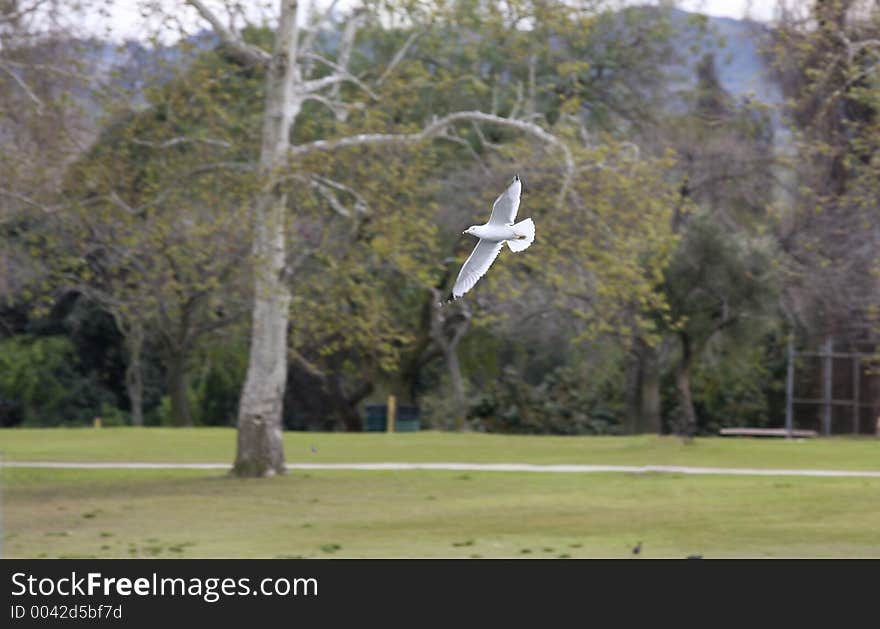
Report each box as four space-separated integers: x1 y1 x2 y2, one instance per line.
445 175 535 303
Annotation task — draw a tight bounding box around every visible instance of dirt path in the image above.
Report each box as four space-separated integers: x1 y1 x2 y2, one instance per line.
4 461 880 477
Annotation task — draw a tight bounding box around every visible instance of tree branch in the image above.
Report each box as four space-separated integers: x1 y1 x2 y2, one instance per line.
330 9 364 100
376 30 422 87
186 0 271 66
131 136 232 149
299 0 342 68
0 61 44 112
291 348 327 380
0 187 58 214
301 66 378 100
310 175 369 214
436 131 491 174
471 122 501 150
311 180 352 217
84 161 254 218
290 111 575 200
302 92 350 120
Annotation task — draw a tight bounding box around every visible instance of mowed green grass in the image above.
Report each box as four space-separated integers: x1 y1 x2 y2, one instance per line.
2 429 880 558
2 427 880 469
5 467 880 558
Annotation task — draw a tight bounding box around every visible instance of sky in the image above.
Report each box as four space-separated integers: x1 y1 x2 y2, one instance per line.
677 0 777 21
80 0 792 43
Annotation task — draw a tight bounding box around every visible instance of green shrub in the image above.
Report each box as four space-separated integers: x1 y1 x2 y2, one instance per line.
660 334 786 435
420 387 473 431
196 356 245 426
468 364 624 435
96 402 130 427
690 339 784 433
0 335 115 426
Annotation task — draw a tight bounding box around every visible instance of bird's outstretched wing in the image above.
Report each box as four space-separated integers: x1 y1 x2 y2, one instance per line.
487 175 522 226
451 239 504 299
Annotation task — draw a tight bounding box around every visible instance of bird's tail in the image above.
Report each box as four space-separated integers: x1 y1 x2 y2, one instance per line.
507 218 535 252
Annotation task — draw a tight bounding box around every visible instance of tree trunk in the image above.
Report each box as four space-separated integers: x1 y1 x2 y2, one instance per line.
640 346 662 434
392 265 452 405
233 2 301 477
625 340 662 435
166 351 192 427
337 381 372 432
429 290 470 431
124 321 144 427
126 365 144 427
446 347 467 430
234 193 292 476
675 333 697 438
624 352 641 434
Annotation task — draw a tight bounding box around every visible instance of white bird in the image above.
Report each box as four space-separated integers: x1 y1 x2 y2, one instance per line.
446 174 535 302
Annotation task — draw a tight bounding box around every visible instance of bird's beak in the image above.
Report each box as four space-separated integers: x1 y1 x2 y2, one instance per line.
462 230 467 235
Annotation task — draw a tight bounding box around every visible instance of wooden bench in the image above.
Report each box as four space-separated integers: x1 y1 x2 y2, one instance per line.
719 428 819 438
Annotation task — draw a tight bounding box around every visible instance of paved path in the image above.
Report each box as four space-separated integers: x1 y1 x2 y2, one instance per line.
5 461 880 478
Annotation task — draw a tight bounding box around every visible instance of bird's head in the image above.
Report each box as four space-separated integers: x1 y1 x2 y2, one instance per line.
462 226 477 236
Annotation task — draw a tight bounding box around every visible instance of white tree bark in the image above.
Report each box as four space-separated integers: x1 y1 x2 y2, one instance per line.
229 0 301 476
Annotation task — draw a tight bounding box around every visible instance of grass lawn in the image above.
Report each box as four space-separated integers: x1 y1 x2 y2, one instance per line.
2 429 880 558
1 427 880 469
4 467 880 559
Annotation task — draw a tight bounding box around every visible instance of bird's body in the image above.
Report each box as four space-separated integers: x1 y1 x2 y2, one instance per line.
448 175 535 302
465 223 524 242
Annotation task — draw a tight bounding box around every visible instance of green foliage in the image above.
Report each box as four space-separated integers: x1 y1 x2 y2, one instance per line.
468 364 624 435
663 211 779 345
192 341 248 427
458 328 504 386
44 43 258 426
346 1 676 134
152 392 195 427
3 1 824 434
96 402 130 427
0 335 114 426
419 388 468 431
685 336 785 434
512 139 680 346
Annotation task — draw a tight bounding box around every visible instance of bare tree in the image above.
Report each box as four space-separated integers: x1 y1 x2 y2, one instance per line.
772 0 880 342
